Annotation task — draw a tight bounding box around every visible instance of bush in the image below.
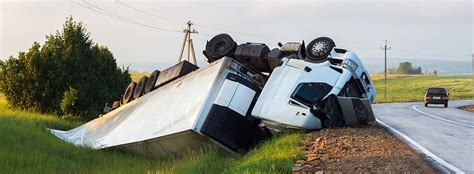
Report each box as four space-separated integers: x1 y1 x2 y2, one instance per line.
60 87 79 116
0 16 131 120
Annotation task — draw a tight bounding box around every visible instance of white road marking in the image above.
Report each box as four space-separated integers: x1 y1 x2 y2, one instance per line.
412 105 474 128
376 119 465 174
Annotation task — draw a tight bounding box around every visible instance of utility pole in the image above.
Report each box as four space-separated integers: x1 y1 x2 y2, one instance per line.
381 40 391 101
178 21 198 65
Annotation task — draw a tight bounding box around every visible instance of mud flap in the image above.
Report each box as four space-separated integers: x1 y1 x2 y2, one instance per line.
337 97 375 126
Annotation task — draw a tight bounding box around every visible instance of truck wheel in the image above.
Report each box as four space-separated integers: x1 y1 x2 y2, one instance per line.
305 37 335 62
145 70 160 93
133 76 148 100
122 82 137 104
425 103 428 107
444 103 448 108
144 70 160 94
204 33 237 62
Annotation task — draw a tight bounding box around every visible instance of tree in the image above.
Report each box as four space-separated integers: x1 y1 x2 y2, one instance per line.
394 61 422 74
0 17 131 120
397 62 412 74
433 69 438 76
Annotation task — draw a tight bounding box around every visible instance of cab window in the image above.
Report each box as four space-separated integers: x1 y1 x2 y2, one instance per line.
290 83 332 107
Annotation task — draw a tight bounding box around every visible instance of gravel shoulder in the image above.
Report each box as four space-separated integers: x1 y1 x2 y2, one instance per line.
292 124 436 173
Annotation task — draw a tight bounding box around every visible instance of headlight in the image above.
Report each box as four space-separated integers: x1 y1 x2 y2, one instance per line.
342 59 358 71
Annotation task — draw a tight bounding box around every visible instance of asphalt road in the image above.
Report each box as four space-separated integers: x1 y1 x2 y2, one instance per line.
373 100 474 173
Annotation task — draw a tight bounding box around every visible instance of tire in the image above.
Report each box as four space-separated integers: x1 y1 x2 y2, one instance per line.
204 33 237 62
444 103 448 108
305 37 336 62
144 70 160 94
133 76 148 100
425 103 428 107
122 82 137 104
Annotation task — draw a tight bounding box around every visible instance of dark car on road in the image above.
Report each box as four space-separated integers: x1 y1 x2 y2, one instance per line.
424 87 449 107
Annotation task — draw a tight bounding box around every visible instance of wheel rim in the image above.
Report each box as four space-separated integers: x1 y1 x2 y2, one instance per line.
311 41 330 57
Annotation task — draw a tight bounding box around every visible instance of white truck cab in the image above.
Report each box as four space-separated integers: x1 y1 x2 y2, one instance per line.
252 47 376 131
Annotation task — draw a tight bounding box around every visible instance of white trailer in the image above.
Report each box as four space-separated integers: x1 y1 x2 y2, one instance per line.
51 57 268 158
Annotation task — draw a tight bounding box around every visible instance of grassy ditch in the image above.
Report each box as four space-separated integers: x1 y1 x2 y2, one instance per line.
0 93 304 173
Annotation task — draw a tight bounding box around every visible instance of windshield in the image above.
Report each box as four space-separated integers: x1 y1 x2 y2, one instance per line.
427 88 446 94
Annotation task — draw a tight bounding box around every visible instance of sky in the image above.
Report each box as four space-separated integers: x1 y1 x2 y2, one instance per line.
1 0 472 72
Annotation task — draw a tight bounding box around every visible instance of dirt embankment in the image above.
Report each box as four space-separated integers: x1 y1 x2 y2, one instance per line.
292 124 436 173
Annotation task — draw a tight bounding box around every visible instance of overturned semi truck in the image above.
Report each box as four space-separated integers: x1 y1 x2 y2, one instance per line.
51 34 376 158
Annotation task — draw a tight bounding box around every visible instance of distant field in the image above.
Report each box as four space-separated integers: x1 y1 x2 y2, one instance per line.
370 74 434 81
130 71 151 82
372 75 473 103
0 92 303 173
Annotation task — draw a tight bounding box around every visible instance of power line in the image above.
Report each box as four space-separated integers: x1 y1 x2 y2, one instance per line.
84 1 391 44
194 23 287 40
115 0 185 24
113 0 286 41
71 0 181 33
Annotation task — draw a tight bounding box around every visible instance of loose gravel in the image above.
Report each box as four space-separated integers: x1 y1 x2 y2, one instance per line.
292 123 437 173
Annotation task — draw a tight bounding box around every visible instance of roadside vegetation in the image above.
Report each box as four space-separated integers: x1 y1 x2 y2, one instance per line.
0 17 130 120
371 75 473 103
0 92 303 173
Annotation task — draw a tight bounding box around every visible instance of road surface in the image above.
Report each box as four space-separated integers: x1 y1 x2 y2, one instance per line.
373 100 474 173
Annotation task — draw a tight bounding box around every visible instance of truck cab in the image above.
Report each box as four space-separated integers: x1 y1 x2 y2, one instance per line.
251 47 375 131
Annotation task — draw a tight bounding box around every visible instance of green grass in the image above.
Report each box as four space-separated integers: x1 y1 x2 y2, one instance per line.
0 92 304 173
373 75 474 103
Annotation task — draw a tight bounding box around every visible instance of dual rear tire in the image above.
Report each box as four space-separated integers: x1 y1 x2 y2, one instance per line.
121 70 161 105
